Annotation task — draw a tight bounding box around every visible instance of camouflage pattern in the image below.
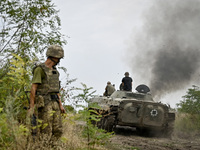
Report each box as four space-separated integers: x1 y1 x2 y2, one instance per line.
46 45 64 58
38 101 62 138
89 88 175 137
34 63 60 96
32 63 62 140
31 57 63 143
106 84 116 96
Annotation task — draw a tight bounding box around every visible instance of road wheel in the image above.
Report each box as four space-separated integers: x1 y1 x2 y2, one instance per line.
136 127 150 136
97 117 104 129
163 121 174 138
103 115 115 132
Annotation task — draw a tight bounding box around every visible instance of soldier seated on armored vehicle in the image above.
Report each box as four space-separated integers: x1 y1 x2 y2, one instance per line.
103 81 116 96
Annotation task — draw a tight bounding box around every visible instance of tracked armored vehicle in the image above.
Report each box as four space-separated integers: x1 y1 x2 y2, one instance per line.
89 85 175 137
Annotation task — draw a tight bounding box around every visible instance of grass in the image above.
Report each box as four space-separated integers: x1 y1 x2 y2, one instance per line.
2 108 200 149
173 112 200 139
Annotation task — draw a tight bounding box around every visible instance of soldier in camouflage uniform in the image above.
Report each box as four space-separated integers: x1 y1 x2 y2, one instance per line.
103 81 116 96
29 45 66 143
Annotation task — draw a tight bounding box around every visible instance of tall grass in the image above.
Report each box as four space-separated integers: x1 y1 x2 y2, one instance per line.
0 95 29 150
0 103 110 150
174 112 200 139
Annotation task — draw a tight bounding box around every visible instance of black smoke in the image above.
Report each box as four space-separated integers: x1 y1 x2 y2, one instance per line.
127 0 200 100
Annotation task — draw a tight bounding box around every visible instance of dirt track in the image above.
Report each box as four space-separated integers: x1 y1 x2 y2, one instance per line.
108 126 200 150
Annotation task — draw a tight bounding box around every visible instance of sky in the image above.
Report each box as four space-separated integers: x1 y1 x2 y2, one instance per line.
52 0 200 108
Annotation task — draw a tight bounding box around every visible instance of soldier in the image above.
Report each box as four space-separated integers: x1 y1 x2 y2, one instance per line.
121 72 133 91
29 45 66 144
103 81 116 96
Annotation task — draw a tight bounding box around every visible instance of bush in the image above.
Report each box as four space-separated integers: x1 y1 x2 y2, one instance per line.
174 112 200 138
175 86 200 138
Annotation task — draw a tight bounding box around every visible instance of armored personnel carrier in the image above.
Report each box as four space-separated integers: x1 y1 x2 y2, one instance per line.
89 85 175 137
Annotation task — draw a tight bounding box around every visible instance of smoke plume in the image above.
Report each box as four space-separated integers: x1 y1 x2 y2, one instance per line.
127 0 200 100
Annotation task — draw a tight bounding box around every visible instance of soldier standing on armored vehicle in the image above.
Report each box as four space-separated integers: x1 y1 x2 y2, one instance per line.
121 72 133 91
29 45 66 145
103 81 116 96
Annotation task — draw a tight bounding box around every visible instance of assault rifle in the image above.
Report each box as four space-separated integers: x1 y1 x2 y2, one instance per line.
24 91 37 137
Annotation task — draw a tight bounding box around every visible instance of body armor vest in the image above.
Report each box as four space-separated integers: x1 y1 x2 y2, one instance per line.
33 63 60 95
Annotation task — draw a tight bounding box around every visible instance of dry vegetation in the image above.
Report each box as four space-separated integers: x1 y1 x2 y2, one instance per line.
173 112 200 139
107 112 200 150
20 113 110 150
1 109 200 150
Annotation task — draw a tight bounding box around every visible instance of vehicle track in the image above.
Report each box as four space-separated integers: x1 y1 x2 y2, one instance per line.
109 126 200 150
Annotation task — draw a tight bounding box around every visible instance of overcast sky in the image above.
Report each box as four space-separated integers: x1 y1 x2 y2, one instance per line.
54 1 151 91
52 0 200 108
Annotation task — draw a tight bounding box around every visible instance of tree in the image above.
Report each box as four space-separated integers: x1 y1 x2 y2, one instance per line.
0 0 66 105
177 85 200 115
0 0 66 78
0 0 67 148
175 85 200 136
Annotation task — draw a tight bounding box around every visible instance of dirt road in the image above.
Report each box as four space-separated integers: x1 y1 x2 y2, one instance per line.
108 126 200 150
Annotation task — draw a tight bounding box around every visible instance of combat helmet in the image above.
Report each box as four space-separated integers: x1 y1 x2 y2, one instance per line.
46 45 64 58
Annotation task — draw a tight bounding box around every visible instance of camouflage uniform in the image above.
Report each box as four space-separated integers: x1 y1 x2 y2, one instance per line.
106 84 116 96
104 82 116 96
32 45 64 141
33 63 62 138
